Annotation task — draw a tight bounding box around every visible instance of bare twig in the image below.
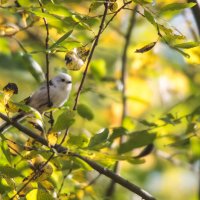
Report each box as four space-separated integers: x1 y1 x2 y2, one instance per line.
81 173 101 190
73 1 109 110
0 112 156 200
187 0 200 35
57 168 72 196
105 6 137 198
37 0 53 127
59 0 109 146
101 0 132 34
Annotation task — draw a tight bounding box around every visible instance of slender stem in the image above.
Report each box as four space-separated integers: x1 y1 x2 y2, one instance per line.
60 0 109 146
57 168 72 196
101 0 132 34
38 0 50 106
38 0 54 127
73 1 109 110
105 6 137 198
187 0 200 35
0 112 156 200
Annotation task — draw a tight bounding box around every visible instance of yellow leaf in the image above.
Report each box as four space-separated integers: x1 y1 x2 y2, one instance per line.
47 132 58 146
0 24 19 36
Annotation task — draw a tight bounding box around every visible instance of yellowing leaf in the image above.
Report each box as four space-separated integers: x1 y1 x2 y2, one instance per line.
47 132 58 146
0 24 19 36
135 42 157 53
37 189 54 200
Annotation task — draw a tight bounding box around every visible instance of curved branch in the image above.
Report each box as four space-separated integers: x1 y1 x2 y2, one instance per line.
0 112 156 200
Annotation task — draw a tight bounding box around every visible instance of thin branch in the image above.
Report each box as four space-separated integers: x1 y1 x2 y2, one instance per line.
0 112 156 200
73 1 109 110
37 0 53 127
101 0 132 34
105 6 137 198
57 168 72 196
81 173 101 190
59 0 109 146
71 152 156 200
187 0 200 35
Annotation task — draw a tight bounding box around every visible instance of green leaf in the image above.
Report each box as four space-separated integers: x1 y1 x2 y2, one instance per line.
67 133 89 148
17 0 32 6
0 165 22 178
133 0 153 4
44 2 71 17
169 138 190 147
0 136 11 165
109 127 127 142
89 1 104 12
173 41 200 49
144 10 156 25
88 128 109 148
52 108 75 132
118 131 156 154
37 189 54 200
21 53 45 83
77 104 94 121
49 30 73 50
139 120 157 127
73 157 92 171
160 3 196 13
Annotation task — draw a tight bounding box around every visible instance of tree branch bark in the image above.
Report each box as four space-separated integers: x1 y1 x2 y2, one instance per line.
0 112 156 200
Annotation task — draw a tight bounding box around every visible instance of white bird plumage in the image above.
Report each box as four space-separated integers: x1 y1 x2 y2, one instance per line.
0 73 72 133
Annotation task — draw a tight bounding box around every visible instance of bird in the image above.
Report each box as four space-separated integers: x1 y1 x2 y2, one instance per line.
0 73 72 133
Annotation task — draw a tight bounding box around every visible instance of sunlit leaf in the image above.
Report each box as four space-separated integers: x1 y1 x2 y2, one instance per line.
0 24 19 36
49 30 73 50
37 189 54 200
47 132 58 146
173 41 200 49
88 128 109 148
144 10 156 25
0 165 22 178
135 42 157 53
77 104 94 121
0 136 12 164
118 131 156 154
160 3 196 14
67 133 89 148
73 157 93 171
89 1 103 12
52 108 75 132
109 127 127 142
22 54 45 82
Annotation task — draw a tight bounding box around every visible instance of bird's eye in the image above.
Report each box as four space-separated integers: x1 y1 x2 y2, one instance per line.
65 56 73 64
61 78 65 82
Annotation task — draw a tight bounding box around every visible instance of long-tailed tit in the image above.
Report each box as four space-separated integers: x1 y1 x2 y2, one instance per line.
0 73 72 133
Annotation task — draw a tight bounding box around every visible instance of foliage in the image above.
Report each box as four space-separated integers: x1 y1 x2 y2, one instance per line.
0 0 200 200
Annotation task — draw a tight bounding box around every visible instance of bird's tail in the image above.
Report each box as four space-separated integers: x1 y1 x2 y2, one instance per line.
0 113 25 134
